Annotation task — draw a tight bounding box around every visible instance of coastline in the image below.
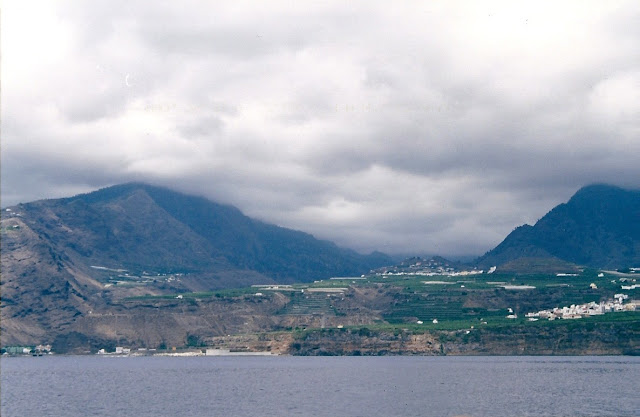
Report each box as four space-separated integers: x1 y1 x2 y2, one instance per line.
4 319 638 357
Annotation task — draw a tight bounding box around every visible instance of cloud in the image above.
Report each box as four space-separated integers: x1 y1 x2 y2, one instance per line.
2 0 639 257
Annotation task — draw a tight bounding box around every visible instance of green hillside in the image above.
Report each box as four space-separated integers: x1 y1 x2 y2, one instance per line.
477 184 640 269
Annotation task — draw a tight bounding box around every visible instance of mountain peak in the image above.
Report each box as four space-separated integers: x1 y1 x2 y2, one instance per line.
67 182 153 204
8 183 392 285
478 184 640 270
568 183 637 205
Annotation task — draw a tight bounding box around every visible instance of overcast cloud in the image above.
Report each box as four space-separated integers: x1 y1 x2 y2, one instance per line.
2 1 639 257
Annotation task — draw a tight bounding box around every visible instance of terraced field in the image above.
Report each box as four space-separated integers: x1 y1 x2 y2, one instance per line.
383 292 466 323
277 292 337 316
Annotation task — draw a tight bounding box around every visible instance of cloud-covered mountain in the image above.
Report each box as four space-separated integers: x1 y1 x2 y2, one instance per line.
1 183 392 344
476 184 640 270
2 183 391 287
4 2 639 258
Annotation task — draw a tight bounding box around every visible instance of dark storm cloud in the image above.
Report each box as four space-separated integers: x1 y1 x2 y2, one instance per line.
2 1 639 257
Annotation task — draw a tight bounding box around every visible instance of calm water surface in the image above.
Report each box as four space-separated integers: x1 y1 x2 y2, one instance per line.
2 355 638 417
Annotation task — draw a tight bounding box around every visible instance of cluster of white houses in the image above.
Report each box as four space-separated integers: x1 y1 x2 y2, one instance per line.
378 269 485 277
525 294 638 320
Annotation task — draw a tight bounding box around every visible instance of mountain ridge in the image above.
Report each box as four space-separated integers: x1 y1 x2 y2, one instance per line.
476 184 640 269
0 182 392 345
3 182 391 283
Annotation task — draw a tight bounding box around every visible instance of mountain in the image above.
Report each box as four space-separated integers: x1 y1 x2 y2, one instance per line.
0 183 391 344
2 183 390 284
476 184 640 270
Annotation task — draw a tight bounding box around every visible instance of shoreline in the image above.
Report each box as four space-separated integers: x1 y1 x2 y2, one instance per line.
3 351 639 358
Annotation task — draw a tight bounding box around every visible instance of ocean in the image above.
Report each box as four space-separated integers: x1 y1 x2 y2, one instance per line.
1 355 638 417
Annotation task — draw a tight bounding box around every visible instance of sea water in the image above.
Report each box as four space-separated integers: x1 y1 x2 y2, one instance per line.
2 355 638 417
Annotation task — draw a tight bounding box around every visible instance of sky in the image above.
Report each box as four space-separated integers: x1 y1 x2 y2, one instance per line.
2 1 639 257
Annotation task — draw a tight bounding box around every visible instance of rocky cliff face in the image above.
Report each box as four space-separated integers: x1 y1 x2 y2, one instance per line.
1 213 102 345
289 328 442 356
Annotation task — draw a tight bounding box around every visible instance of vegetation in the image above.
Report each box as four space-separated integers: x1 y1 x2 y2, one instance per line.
477 184 640 269
120 267 637 355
